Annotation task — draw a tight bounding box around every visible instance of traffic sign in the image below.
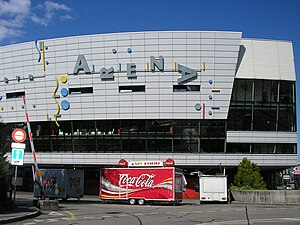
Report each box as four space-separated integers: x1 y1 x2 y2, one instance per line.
12 129 27 143
11 142 26 149
11 149 24 165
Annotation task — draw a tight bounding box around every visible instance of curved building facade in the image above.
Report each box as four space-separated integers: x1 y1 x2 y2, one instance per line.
0 31 297 192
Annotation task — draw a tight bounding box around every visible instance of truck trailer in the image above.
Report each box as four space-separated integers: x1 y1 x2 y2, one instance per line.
199 175 228 203
100 160 185 205
34 169 84 200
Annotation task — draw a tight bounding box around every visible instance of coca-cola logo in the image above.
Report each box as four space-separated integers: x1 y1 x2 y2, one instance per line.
119 173 156 188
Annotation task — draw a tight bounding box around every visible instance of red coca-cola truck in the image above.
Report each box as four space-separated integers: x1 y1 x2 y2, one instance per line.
100 159 185 205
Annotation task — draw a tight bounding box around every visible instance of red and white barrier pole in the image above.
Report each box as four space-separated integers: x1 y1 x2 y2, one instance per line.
22 96 43 195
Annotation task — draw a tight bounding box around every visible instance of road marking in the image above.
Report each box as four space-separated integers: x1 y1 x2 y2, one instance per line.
179 211 188 214
23 223 36 225
147 212 158 215
64 210 75 219
103 215 113 218
34 219 45 222
61 217 72 221
118 214 128 217
207 211 216 213
83 216 95 219
192 211 202 213
46 219 58 223
134 213 144 216
48 211 64 216
221 210 229 212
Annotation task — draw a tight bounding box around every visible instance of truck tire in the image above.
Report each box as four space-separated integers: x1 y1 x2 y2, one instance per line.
129 199 136 205
138 199 145 205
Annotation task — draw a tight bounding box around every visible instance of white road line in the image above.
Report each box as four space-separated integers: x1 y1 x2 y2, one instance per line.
48 211 64 216
134 213 144 216
179 211 188 214
23 223 36 225
207 211 216 213
118 214 128 217
83 216 95 219
103 215 113 218
192 211 202 213
46 219 58 223
221 210 230 212
34 219 45 222
61 217 73 220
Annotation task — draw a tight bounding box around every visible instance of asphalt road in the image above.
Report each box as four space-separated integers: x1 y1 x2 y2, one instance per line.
11 195 300 225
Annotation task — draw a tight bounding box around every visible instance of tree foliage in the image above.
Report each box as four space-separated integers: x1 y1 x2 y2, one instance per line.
0 121 11 209
231 157 267 190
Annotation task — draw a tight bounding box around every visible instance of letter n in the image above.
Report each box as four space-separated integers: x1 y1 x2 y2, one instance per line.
73 55 91 74
150 56 164 71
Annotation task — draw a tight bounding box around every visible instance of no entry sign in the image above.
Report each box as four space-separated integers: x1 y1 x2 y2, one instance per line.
12 129 27 143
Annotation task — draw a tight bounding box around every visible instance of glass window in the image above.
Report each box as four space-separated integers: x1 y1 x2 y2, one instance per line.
226 143 250 153
200 120 225 137
276 144 296 154
147 139 172 152
278 106 295 131
228 104 252 131
173 120 199 137
254 80 262 102
252 144 275 154
121 139 146 152
253 105 277 131
173 139 198 153
279 81 294 103
200 139 224 153
235 79 253 101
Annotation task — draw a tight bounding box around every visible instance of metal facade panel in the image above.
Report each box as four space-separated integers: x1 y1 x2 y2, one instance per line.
11 152 296 167
227 131 298 143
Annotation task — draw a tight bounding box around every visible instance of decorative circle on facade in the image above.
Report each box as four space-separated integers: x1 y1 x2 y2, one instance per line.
209 80 213 84
112 49 117 54
209 95 213 100
195 103 202 111
61 88 69 97
61 75 68 83
208 111 212 115
127 48 132 53
61 100 70 110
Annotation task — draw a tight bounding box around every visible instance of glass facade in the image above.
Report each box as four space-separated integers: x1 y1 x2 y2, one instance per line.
1 78 296 155
228 79 296 132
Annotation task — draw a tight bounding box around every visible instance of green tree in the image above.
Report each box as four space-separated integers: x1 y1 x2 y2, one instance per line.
0 121 11 209
231 157 267 190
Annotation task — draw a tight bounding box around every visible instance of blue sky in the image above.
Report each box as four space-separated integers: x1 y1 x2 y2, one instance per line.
1 0 299 162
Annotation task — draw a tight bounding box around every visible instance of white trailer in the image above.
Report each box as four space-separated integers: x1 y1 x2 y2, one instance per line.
199 175 227 203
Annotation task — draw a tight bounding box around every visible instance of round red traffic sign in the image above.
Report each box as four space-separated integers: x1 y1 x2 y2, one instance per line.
12 129 27 143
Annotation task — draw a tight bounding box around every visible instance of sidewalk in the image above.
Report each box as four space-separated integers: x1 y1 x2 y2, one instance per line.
0 193 40 224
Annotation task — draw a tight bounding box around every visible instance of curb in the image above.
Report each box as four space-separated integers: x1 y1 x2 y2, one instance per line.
0 207 41 225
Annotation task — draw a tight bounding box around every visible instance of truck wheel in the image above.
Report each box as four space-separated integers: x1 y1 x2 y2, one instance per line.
138 199 145 205
129 199 136 205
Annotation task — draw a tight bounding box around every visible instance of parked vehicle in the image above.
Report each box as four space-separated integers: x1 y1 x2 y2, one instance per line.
100 159 185 205
34 169 84 200
199 175 228 203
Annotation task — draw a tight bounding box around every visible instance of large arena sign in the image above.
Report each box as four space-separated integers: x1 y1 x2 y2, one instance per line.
73 55 202 85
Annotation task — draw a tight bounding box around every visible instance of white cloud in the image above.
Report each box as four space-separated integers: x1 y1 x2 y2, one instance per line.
0 0 31 41
0 0 73 42
31 0 71 27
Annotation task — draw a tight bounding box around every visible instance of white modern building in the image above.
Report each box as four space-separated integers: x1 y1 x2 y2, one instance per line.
0 31 297 193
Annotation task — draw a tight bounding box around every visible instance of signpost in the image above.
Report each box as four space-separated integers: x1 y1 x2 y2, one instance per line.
10 129 26 208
